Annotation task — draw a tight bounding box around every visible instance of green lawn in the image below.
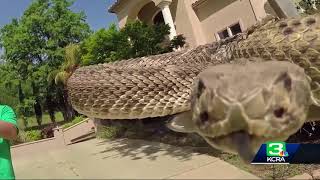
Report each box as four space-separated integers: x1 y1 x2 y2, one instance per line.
17 112 64 129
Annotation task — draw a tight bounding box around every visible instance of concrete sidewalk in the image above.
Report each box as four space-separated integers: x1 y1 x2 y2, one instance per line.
12 138 259 179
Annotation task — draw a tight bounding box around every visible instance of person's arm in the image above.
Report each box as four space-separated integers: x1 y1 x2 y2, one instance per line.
0 105 18 140
0 121 17 140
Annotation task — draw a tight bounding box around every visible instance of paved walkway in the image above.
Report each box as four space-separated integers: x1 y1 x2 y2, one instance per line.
12 138 259 179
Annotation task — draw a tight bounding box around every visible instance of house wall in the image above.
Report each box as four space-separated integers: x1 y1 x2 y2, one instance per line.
111 0 289 47
117 10 129 28
194 0 258 43
249 0 277 21
116 0 152 28
172 0 204 47
112 0 206 47
138 2 161 25
171 0 278 46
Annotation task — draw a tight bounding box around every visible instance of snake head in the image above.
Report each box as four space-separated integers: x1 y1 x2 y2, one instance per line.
168 60 312 162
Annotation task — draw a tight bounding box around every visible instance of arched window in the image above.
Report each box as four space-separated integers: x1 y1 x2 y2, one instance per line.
153 11 165 25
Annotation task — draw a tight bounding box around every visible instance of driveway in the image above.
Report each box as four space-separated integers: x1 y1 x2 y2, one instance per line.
12 138 259 179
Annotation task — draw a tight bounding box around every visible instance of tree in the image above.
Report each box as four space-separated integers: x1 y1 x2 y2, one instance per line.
51 43 81 121
121 21 171 57
169 34 186 51
0 64 20 109
55 44 81 85
0 0 91 123
80 24 130 65
80 21 174 65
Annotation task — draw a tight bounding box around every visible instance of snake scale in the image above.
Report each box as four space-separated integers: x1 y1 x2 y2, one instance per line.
67 15 320 161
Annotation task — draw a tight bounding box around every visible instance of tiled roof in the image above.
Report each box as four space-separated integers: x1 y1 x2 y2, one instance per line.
191 0 207 9
108 0 124 13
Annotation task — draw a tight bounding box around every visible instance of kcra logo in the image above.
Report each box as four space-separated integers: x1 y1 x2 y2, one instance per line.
266 141 289 163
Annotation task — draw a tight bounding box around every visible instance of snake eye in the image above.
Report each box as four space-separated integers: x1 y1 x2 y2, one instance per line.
197 79 206 98
274 72 292 92
200 111 209 124
274 107 286 118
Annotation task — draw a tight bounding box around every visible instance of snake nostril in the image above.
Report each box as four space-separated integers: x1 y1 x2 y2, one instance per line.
274 107 285 118
200 111 209 124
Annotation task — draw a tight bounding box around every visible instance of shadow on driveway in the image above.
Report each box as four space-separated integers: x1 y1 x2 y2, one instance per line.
93 138 224 162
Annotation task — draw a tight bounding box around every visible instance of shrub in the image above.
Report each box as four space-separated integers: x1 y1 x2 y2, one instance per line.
96 122 127 139
62 116 85 129
169 34 186 50
40 124 56 138
80 21 172 66
24 130 42 141
14 130 42 143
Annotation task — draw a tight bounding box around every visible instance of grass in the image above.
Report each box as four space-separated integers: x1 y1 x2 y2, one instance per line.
62 116 85 129
17 112 64 129
10 130 43 146
10 112 65 145
12 113 86 145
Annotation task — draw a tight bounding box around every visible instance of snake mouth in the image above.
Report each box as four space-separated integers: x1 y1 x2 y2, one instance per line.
204 131 261 162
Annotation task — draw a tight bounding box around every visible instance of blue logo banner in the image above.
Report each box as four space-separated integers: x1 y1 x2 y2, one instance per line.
251 142 300 164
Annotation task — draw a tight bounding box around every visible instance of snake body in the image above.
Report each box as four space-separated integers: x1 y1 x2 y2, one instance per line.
67 15 320 161
67 42 223 119
68 15 320 119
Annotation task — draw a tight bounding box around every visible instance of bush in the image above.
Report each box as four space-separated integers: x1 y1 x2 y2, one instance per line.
96 122 127 139
24 130 42 141
169 34 186 50
10 130 42 145
40 124 56 138
62 116 85 129
80 21 172 66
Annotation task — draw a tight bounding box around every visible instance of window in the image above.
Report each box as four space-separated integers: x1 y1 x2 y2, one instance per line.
217 22 242 40
218 29 229 40
153 11 165 25
230 23 242 35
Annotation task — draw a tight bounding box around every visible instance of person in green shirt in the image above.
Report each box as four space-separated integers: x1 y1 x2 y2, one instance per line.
0 105 18 179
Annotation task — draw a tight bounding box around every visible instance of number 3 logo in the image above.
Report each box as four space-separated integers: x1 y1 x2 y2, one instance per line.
266 142 286 156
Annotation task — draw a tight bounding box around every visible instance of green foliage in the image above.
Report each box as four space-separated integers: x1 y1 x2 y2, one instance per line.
0 0 186 125
16 98 36 117
96 125 125 139
81 24 129 65
0 0 91 122
18 130 42 143
63 44 81 72
0 65 19 108
0 0 90 66
169 34 186 51
121 21 171 57
55 70 70 86
10 129 43 145
17 112 64 129
62 115 85 129
24 130 42 141
54 43 81 85
80 21 172 65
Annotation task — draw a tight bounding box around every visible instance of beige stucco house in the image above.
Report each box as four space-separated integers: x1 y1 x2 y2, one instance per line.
108 0 299 47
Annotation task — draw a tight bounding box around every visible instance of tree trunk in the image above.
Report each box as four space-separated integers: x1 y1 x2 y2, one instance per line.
17 81 28 127
63 88 75 121
34 98 43 126
60 108 69 121
45 93 56 124
18 81 24 103
56 86 74 121
32 81 42 126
